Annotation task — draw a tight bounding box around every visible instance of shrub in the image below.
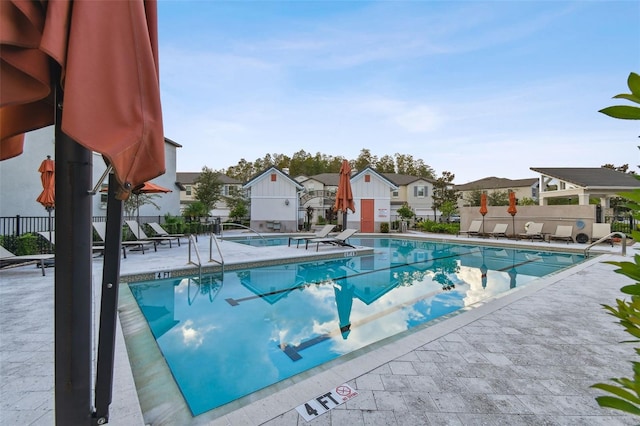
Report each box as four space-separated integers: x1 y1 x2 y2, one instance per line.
16 233 38 255
418 220 459 235
380 222 389 233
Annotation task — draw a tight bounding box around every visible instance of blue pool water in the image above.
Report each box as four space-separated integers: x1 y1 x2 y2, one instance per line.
128 237 586 416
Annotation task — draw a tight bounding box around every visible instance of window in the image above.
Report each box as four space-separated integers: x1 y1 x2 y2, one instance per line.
100 184 108 209
365 174 371 183
186 185 192 196
392 189 399 198
414 185 427 197
271 173 277 182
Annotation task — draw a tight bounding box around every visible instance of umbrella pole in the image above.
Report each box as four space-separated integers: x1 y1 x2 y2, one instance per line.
343 211 347 231
94 172 124 422
54 99 93 424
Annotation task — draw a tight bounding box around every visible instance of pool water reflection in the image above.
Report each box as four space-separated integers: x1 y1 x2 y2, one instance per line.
128 238 585 416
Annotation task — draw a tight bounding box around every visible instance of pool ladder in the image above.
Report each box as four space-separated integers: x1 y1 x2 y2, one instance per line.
584 232 628 258
188 233 224 275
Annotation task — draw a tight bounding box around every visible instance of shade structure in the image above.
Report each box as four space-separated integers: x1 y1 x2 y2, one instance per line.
1 0 165 193
132 182 172 239
334 160 356 229
507 191 517 237
0 1 165 424
479 192 488 234
36 155 55 244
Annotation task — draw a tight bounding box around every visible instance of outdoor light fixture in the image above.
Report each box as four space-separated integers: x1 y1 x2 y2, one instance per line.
285 199 290 206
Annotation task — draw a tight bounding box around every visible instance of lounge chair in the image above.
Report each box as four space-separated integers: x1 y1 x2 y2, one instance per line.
307 228 357 251
518 222 545 241
549 225 574 244
458 220 482 237
488 223 509 239
37 231 107 257
149 222 186 242
126 220 181 247
93 222 156 257
591 223 613 246
0 245 54 276
288 224 335 248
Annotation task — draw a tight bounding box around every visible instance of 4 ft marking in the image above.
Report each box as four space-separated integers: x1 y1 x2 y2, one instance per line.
155 271 171 279
296 383 358 422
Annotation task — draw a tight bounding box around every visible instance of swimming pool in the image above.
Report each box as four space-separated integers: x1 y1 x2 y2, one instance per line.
127 237 586 417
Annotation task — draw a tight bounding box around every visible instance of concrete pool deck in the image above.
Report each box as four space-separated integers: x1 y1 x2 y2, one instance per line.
1 231 639 425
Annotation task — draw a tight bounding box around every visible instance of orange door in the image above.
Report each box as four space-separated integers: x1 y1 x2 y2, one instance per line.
361 199 374 232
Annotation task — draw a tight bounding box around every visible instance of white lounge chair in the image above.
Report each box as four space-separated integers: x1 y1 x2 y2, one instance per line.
488 223 509 239
549 225 574 244
149 222 186 241
591 223 613 246
126 220 181 247
458 220 482 237
307 228 358 251
93 222 156 257
518 222 545 241
0 245 54 276
38 231 107 257
288 224 335 248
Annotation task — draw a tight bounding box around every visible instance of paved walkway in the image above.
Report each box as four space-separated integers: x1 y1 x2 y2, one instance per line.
1 233 639 425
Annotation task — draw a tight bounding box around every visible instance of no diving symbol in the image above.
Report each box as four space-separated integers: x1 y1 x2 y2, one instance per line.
336 385 351 397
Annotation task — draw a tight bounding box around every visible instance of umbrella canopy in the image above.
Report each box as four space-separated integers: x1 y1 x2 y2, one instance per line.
0 2 165 423
133 181 172 195
334 160 355 229
0 0 165 195
36 155 55 210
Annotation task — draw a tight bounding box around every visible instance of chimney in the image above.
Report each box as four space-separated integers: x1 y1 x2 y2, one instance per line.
283 167 290 175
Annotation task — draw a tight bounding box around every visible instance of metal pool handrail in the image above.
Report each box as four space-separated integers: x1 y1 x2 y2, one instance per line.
584 232 627 258
209 233 224 273
188 234 203 275
220 222 268 244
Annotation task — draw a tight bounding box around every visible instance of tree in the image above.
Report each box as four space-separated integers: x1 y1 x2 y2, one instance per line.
194 166 221 214
463 188 483 207
124 193 160 217
439 200 458 222
354 149 377 172
183 201 208 221
487 190 509 206
226 187 249 222
377 154 396 173
591 72 640 417
432 171 460 220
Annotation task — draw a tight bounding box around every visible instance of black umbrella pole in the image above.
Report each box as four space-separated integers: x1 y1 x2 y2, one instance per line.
94 173 124 423
55 121 93 424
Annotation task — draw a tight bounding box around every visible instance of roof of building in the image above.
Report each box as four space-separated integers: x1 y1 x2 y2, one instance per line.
176 172 241 185
530 167 640 188
455 176 538 191
301 172 433 187
243 166 305 189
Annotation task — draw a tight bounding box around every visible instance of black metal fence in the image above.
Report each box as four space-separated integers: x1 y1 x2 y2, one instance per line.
0 215 179 236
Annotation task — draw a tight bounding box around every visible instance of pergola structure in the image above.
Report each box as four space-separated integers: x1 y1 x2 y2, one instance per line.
530 167 640 207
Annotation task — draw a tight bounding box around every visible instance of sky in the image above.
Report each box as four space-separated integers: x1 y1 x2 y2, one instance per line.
157 0 640 184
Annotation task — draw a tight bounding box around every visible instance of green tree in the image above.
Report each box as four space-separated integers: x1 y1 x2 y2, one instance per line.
397 203 414 222
125 193 160 216
432 171 460 221
591 72 640 417
226 187 249 222
439 200 458 221
463 188 483 207
354 149 377 172
487 190 509 206
183 201 208 221
377 154 396 173
194 166 221 213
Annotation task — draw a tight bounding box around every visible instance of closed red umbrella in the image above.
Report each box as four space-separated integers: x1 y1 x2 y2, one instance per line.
36 155 55 243
479 192 488 234
507 191 517 237
36 155 55 209
334 160 356 230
